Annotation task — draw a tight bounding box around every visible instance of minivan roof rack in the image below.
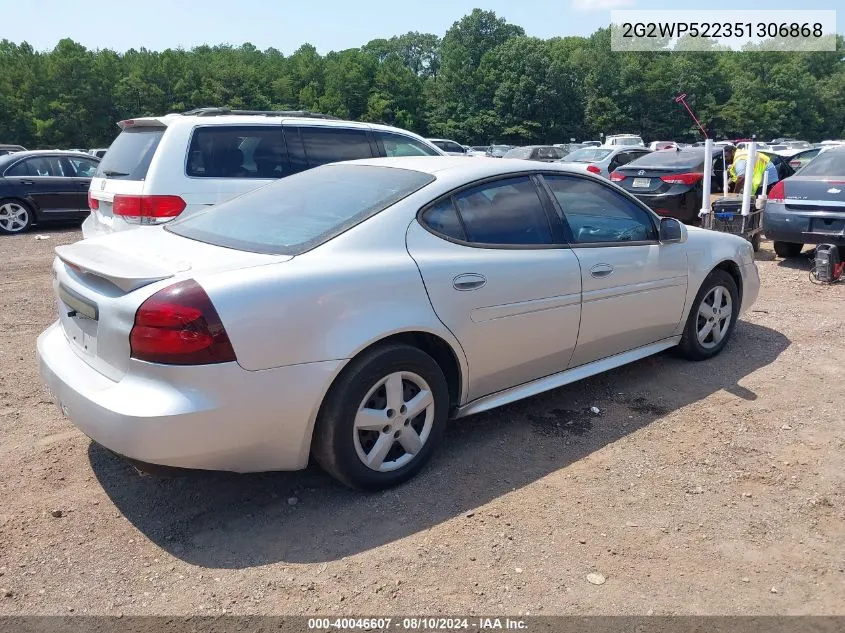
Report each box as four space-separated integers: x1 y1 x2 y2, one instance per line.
181 107 340 120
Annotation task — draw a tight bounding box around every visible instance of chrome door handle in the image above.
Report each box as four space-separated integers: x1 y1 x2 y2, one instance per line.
453 273 487 291
590 264 614 278
21 180 34 185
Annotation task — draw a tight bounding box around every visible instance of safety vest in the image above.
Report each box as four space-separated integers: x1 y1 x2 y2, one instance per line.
729 150 771 192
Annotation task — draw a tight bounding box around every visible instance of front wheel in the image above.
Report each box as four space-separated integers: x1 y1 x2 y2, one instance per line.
312 344 450 490
773 241 803 258
678 269 740 361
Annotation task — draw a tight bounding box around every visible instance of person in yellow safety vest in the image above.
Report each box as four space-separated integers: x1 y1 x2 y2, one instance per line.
729 149 779 194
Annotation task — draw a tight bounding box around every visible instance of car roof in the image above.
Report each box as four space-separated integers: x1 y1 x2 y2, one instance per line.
127 113 423 134
0 149 97 166
343 156 585 179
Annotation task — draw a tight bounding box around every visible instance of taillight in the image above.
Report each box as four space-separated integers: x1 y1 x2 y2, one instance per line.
130 280 236 365
660 172 704 185
586 164 601 175
767 180 786 202
789 160 801 170
610 171 626 182
112 195 186 224
87 191 99 210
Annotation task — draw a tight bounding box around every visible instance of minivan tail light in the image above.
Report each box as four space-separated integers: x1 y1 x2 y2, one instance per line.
130 280 236 365
610 171 626 182
586 164 601 175
767 180 786 202
660 172 704 185
112 195 186 224
87 191 99 210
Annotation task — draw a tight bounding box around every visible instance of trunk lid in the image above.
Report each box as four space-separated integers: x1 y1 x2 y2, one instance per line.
53 228 287 381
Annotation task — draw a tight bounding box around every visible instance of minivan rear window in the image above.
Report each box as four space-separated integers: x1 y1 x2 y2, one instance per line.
167 164 434 255
96 127 165 180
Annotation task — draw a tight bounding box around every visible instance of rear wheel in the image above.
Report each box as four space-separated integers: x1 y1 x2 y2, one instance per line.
312 344 449 490
773 241 803 258
750 232 762 252
0 199 33 234
678 269 739 361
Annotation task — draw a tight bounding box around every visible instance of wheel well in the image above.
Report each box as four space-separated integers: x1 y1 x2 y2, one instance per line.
714 260 743 301
353 332 463 408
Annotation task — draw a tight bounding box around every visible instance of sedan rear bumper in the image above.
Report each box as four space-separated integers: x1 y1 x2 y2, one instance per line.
763 203 845 245
37 322 344 472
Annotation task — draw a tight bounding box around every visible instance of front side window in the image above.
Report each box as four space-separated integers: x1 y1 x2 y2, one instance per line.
66 157 99 177
377 132 440 157
451 176 553 246
187 126 289 179
544 175 657 244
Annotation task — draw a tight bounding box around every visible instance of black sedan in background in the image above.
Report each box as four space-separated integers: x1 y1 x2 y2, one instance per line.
763 146 845 258
610 148 728 224
0 150 100 234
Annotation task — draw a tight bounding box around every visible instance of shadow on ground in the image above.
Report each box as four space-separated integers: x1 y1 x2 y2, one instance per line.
90 321 790 568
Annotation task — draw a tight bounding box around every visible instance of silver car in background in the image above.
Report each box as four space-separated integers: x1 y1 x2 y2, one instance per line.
38 157 759 490
559 146 651 179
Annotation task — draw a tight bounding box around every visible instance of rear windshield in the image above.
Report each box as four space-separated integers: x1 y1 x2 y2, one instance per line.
625 149 705 170
167 164 435 255
95 127 164 180
798 150 845 177
563 148 613 163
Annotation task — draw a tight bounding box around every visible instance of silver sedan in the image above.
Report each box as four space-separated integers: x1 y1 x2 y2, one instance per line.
37 157 760 489
559 146 652 179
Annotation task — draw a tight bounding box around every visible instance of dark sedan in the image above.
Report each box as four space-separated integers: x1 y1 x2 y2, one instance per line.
610 148 729 224
503 145 568 162
0 151 100 234
763 146 845 258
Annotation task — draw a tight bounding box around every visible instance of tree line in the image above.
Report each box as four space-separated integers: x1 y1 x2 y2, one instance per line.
1 9 843 149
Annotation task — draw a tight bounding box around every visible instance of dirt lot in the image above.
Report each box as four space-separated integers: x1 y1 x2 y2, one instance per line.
0 227 843 616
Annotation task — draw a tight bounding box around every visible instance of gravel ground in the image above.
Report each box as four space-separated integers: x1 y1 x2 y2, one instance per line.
0 227 843 616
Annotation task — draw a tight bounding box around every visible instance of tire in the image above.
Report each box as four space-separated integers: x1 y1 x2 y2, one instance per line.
678 269 740 361
311 343 450 490
750 232 761 252
773 241 803 258
0 199 33 235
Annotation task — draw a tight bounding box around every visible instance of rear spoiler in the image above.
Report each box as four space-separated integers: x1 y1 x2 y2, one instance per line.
55 242 188 293
117 118 169 130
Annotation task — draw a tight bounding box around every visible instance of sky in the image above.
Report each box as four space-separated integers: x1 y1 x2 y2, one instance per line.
0 0 840 54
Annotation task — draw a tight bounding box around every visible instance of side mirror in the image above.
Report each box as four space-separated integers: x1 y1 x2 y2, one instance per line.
659 217 687 244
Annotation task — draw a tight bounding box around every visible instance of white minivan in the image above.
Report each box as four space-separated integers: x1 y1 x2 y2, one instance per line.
83 108 444 237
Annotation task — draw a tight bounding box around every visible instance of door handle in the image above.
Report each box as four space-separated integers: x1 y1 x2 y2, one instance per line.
590 264 614 278
453 273 487 291
21 180 34 185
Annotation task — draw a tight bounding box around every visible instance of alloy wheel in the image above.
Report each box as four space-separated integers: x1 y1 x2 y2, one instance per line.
0 203 29 233
353 371 435 472
696 285 733 349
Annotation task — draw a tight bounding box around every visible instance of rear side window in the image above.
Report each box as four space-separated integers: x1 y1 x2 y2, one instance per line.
291 127 374 170
6 156 67 177
65 156 99 177
423 176 554 246
187 126 289 179
167 164 433 255
96 127 165 180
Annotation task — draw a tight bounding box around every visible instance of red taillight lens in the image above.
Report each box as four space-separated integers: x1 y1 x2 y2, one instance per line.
767 180 786 202
130 280 236 365
113 195 186 223
586 164 601 175
789 160 801 170
610 171 626 182
660 172 704 185
87 191 99 210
